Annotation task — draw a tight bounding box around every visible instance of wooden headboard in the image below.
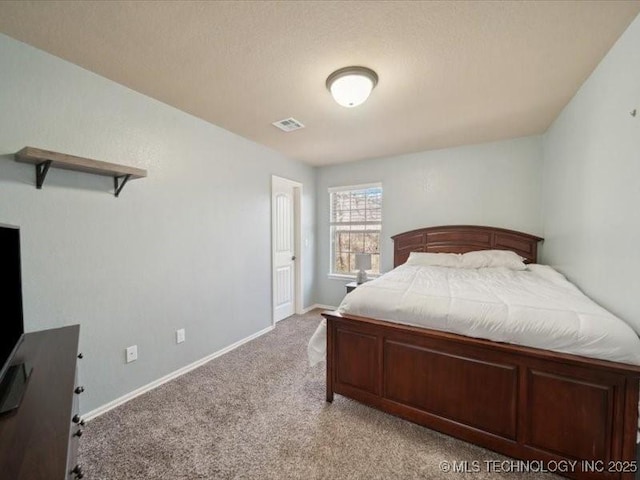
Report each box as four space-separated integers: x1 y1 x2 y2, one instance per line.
391 225 543 267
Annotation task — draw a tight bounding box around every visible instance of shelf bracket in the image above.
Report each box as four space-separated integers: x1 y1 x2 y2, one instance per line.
35 160 52 189
113 174 132 198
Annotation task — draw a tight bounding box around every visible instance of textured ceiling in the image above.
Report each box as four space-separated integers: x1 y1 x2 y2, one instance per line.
0 1 639 166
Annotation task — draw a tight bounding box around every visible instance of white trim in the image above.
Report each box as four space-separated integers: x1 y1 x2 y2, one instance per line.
275 176 304 188
328 182 382 193
328 273 381 281
83 325 274 422
301 303 338 313
328 273 356 280
293 185 303 315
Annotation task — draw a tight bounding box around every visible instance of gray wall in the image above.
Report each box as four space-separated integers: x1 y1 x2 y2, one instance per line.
541 15 640 335
315 136 543 307
0 34 315 414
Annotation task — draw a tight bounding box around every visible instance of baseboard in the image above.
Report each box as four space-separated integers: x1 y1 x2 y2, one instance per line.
301 303 337 313
83 324 274 422
313 303 338 311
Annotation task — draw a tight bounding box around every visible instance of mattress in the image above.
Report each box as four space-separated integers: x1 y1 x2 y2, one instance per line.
307 263 640 367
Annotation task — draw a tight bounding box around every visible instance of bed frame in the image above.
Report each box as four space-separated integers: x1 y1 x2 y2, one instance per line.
323 225 640 480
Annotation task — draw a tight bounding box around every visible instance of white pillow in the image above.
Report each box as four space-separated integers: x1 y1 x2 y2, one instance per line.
406 252 462 268
460 250 527 270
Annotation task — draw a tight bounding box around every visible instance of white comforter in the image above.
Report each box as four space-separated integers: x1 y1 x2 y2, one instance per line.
307 264 640 367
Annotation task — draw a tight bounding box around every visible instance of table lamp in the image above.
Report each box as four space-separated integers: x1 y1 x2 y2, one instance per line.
355 253 372 284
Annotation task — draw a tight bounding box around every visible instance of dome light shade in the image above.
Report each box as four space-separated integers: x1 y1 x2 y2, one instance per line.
326 66 378 108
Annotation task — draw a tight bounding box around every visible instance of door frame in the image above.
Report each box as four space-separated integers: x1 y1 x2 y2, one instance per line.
271 175 303 326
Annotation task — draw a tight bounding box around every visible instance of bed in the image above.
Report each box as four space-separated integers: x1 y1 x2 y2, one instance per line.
318 225 640 480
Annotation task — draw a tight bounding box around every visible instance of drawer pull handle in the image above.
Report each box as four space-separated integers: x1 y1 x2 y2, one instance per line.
77 352 84 359
72 414 86 426
74 386 84 394
74 429 83 437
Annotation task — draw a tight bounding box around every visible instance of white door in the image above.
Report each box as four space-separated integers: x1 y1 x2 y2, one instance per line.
272 177 295 322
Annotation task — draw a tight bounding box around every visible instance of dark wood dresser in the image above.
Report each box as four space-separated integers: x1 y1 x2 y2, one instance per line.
0 325 84 479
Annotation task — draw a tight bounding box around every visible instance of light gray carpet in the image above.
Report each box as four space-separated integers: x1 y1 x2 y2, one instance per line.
79 310 558 480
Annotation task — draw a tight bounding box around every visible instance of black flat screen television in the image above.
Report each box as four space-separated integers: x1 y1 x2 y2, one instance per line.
0 224 28 413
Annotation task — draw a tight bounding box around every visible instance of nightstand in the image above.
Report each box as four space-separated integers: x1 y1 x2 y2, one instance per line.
346 281 359 294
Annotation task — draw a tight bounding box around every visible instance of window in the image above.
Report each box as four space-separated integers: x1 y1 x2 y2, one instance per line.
329 183 382 276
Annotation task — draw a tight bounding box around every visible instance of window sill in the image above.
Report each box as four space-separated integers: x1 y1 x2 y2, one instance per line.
328 273 380 281
328 274 355 281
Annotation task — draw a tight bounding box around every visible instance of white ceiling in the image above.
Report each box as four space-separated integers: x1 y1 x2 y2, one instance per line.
0 1 639 166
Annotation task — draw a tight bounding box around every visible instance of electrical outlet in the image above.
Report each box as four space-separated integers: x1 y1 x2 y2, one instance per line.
176 328 185 344
126 345 138 363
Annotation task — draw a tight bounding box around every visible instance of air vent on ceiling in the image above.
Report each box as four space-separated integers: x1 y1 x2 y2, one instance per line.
272 117 305 132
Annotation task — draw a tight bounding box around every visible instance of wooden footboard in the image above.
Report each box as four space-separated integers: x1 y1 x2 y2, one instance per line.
323 311 640 480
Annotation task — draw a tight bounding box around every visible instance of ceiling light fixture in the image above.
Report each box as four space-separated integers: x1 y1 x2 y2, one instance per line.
326 66 378 108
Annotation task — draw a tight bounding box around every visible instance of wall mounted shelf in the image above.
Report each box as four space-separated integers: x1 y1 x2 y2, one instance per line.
14 147 147 197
